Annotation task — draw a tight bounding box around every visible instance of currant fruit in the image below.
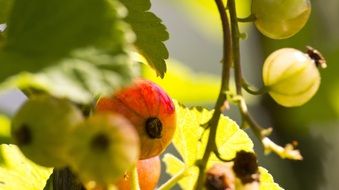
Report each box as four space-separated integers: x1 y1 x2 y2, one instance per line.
11 95 84 167
115 156 161 190
68 113 139 186
252 0 311 39
263 48 322 107
96 79 176 159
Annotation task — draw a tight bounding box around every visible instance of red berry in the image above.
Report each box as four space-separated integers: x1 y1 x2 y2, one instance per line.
115 156 161 190
96 79 176 159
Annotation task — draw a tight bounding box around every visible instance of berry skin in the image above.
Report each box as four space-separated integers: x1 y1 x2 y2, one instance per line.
96 79 176 160
252 0 311 39
11 95 83 167
68 113 139 186
263 48 321 107
115 156 161 190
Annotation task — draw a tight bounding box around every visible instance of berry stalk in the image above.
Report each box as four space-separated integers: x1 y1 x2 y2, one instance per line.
194 0 232 188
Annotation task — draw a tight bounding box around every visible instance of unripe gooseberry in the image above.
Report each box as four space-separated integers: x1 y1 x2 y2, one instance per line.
67 113 139 186
96 79 176 160
252 0 311 39
115 156 161 190
11 95 84 167
263 48 322 107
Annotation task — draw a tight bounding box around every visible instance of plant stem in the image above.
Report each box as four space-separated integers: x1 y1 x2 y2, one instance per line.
157 168 189 190
228 0 242 96
194 0 232 189
227 0 266 139
130 165 140 190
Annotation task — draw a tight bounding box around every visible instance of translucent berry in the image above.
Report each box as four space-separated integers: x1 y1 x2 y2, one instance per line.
252 0 311 39
68 113 139 186
263 48 322 107
11 95 83 167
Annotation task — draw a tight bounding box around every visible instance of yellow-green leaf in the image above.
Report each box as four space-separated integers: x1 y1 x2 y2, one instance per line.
0 144 53 190
259 167 284 190
163 102 282 189
162 153 198 190
172 101 253 165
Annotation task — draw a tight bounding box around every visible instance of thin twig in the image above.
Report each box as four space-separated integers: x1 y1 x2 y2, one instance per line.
194 0 232 189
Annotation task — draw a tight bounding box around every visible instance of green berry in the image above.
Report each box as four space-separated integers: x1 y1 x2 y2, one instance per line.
252 0 311 39
68 113 139 186
263 48 321 107
11 95 84 167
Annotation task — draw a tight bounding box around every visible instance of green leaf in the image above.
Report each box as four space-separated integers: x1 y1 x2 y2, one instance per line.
172 101 253 165
121 0 169 78
0 115 11 144
0 144 53 190
1 48 134 103
0 0 134 84
5 0 126 58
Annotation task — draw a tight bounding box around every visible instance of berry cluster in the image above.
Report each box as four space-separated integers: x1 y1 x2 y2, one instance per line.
11 79 175 189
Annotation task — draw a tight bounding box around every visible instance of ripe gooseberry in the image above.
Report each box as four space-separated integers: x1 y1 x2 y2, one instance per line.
11 95 84 167
252 0 311 39
68 113 139 186
96 79 176 160
262 48 323 107
115 156 161 190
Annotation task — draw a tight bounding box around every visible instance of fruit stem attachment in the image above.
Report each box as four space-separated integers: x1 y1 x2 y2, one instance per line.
241 78 268 95
194 0 232 189
237 14 256 22
130 165 140 190
158 168 190 190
